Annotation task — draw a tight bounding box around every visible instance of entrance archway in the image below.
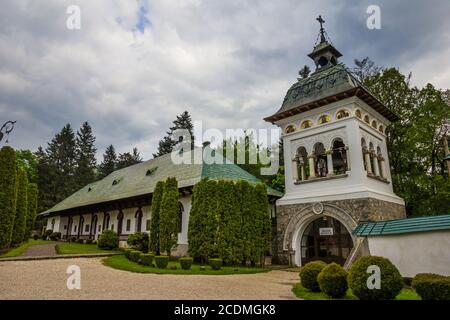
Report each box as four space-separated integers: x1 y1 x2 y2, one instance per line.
300 216 353 265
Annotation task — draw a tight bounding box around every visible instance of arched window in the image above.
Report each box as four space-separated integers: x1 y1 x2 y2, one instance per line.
372 120 377 128
285 125 296 134
361 138 367 171
51 219 55 231
377 147 384 178
364 115 370 124
369 142 377 174
332 139 348 174
90 215 98 238
135 209 143 232
177 202 184 233
300 120 313 129
355 110 362 119
117 211 124 236
336 109 350 120
103 213 110 231
378 125 384 133
314 142 328 177
318 115 331 125
296 146 309 181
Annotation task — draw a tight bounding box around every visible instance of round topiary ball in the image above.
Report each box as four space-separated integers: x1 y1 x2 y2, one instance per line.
317 262 348 298
299 261 328 292
348 256 403 300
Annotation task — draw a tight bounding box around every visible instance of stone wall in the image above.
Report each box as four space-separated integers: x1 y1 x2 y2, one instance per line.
273 198 406 265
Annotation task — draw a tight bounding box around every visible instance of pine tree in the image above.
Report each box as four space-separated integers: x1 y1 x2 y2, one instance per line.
35 146 54 213
117 147 143 169
16 150 38 183
74 122 97 189
0 146 18 248
150 180 165 255
98 145 117 179
25 183 38 241
153 111 195 157
11 168 28 246
159 177 180 256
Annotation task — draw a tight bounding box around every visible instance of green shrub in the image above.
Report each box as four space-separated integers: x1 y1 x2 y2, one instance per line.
155 256 169 269
11 168 28 246
97 230 119 250
318 263 348 298
86 239 93 244
348 256 403 300
299 261 327 292
129 250 141 263
77 238 84 244
33 234 39 240
43 229 53 240
127 232 149 253
412 273 450 300
49 232 62 241
179 257 193 270
209 258 223 270
25 183 38 242
139 253 154 266
124 248 133 259
0 146 18 249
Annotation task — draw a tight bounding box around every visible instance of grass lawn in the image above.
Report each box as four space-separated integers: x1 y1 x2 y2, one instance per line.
103 254 271 275
0 239 55 258
56 243 120 255
292 283 421 300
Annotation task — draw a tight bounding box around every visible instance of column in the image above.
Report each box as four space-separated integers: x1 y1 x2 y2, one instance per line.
292 157 299 182
372 153 380 177
379 157 386 178
326 150 334 176
300 162 306 181
308 155 316 178
364 150 372 174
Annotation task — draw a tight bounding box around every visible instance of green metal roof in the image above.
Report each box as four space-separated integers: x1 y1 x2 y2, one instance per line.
40 147 283 215
353 214 450 237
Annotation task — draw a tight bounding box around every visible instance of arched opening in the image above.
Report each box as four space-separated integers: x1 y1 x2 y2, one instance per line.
66 217 73 239
361 138 367 171
51 219 55 231
314 142 328 177
117 211 124 236
285 125 296 134
300 216 353 265
300 120 313 129
296 146 309 181
364 115 370 124
135 209 143 232
355 109 362 119
372 120 377 128
78 216 84 238
178 202 184 233
90 215 98 239
336 109 350 120
369 142 377 174
318 115 331 125
332 139 348 174
103 213 110 231
377 146 384 178
378 125 384 133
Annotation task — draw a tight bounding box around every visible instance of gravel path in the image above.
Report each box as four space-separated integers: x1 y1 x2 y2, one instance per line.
0 258 298 300
20 244 57 257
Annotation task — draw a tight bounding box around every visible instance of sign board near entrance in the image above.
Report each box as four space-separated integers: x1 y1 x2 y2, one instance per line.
319 227 334 236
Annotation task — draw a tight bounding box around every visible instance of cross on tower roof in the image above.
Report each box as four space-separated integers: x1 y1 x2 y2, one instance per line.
316 15 326 43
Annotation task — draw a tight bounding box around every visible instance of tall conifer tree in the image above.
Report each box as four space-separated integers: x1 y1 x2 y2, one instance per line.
11 169 28 245
150 181 165 255
159 177 180 256
98 145 117 178
0 146 18 248
74 122 97 189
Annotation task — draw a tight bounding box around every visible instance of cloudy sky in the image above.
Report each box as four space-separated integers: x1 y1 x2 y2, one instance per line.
1 0 449 160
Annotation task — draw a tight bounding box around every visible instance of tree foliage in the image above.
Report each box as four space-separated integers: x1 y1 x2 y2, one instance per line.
159 177 180 255
74 121 97 190
116 147 143 170
0 146 18 248
16 150 37 183
11 168 28 246
25 183 38 241
98 145 117 179
149 180 165 255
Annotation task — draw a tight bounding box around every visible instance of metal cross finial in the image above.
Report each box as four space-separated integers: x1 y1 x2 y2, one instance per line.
0 121 16 144
316 15 326 43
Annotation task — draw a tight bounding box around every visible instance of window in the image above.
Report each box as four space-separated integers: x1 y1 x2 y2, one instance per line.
318 115 331 124
126 219 131 232
364 115 370 124
355 110 362 119
64 225 67 230
98 225 101 232
300 120 313 129
314 142 328 177
379 125 384 133
296 146 309 181
372 120 377 128
74 225 77 233
336 109 350 120
85 224 90 232
146 220 151 231
361 138 367 171
332 139 348 174
146 167 158 176
285 125 296 134
178 202 184 233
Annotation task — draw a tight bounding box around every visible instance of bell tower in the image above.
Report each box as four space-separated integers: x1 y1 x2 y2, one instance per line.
264 16 406 266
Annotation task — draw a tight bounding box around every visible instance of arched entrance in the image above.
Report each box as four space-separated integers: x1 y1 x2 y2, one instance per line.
300 216 353 265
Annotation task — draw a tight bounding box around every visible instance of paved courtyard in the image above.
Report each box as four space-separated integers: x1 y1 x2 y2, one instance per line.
0 258 298 300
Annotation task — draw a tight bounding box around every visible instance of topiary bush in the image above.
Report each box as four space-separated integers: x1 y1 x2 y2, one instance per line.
317 262 348 298
412 273 450 300
42 229 53 240
97 230 119 250
127 232 149 253
49 232 62 241
209 258 223 270
179 257 193 270
299 261 328 292
348 256 403 300
124 248 133 259
139 253 154 266
129 250 141 263
155 256 169 269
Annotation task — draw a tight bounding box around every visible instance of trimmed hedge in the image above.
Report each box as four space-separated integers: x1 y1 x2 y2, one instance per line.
97 230 119 250
139 253 154 266
412 273 450 300
209 258 223 270
0 146 18 249
49 232 62 241
155 256 169 269
179 257 193 270
317 263 348 298
159 177 179 255
150 181 164 255
129 250 141 263
299 261 328 292
348 256 403 300
127 232 149 253
124 248 133 259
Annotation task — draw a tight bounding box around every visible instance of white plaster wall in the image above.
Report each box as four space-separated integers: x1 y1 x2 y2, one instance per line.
367 231 450 277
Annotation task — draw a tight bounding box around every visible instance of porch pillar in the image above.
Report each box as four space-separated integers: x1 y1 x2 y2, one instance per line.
326 150 334 176
308 155 316 179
